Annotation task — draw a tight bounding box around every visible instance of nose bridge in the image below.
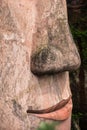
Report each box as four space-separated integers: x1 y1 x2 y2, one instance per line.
32 0 68 52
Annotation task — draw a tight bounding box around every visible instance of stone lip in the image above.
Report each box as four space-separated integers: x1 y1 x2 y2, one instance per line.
27 96 72 121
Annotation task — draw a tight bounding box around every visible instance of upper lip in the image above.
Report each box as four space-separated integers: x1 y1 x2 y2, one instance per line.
27 96 71 114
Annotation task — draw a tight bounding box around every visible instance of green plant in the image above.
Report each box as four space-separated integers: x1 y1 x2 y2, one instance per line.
37 122 59 130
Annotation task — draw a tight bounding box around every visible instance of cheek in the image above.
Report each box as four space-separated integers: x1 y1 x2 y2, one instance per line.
8 0 37 40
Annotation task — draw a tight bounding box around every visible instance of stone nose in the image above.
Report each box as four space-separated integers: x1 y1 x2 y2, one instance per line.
31 44 80 75
30 0 81 75
31 22 81 75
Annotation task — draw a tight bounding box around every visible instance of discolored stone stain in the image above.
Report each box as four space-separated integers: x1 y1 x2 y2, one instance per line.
12 99 24 121
32 47 49 64
0 2 17 33
31 45 56 72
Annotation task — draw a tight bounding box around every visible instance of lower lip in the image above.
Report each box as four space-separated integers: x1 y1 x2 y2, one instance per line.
28 98 72 121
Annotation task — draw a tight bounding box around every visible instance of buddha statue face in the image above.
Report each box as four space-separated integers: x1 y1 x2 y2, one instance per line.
0 0 80 130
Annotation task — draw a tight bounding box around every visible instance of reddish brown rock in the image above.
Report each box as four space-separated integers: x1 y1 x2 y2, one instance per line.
0 0 80 130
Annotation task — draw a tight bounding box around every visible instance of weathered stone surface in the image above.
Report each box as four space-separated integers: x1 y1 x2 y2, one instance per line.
0 0 80 130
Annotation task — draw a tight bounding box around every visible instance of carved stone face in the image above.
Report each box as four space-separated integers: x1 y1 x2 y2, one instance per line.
0 0 80 130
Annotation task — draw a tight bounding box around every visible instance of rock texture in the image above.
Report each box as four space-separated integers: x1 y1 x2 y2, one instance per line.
0 0 80 130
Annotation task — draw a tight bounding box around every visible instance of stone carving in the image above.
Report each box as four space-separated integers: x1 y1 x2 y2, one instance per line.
0 0 80 130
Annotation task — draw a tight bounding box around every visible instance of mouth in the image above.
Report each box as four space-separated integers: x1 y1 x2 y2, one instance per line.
27 96 72 120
